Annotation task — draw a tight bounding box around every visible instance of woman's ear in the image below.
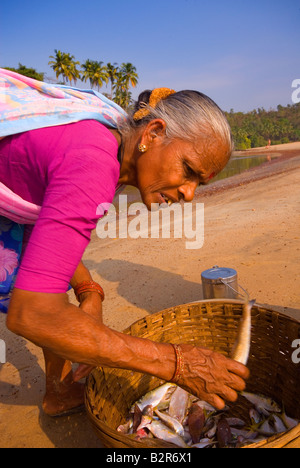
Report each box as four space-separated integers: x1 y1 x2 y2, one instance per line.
142 119 167 145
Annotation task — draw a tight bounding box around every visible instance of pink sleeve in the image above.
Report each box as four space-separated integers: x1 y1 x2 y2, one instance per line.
14 131 119 293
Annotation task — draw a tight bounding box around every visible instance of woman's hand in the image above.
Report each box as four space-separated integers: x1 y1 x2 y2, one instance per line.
175 344 250 410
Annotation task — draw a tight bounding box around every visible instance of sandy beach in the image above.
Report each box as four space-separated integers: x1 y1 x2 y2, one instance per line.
0 142 299 448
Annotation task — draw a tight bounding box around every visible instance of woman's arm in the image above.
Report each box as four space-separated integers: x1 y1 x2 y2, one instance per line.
7 289 176 379
6 289 249 409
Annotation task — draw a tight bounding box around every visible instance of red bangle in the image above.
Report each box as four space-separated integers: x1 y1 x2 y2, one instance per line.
171 344 184 383
74 281 105 302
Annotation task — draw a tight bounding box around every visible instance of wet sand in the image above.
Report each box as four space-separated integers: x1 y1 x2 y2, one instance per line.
0 142 299 448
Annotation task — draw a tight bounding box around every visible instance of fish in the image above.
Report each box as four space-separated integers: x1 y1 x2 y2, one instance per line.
132 405 143 433
217 419 232 448
241 391 281 416
188 403 206 444
168 386 189 423
204 416 219 439
131 382 176 413
192 438 215 448
271 414 287 434
225 417 246 428
279 410 299 430
135 427 151 440
121 379 298 448
231 299 255 365
117 417 133 434
195 400 218 413
138 415 188 448
256 418 276 436
231 428 259 440
154 409 185 437
249 408 262 425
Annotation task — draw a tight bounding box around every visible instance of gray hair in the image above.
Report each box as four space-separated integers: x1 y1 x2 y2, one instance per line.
119 90 234 157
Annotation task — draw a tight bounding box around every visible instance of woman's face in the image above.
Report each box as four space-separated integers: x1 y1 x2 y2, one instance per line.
135 130 229 210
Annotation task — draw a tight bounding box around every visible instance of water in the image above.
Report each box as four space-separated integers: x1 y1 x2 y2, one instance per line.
113 154 277 206
212 153 276 183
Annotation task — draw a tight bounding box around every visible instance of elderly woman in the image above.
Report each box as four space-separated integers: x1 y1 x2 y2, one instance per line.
0 69 249 417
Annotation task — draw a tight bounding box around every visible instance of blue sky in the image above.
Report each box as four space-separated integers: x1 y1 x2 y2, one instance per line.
0 0 299 112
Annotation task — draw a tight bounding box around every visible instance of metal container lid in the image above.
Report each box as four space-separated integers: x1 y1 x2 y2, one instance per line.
201 266 237 284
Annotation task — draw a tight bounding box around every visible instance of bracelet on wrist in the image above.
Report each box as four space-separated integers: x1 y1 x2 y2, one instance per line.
170 344 184 383
74 280 105 302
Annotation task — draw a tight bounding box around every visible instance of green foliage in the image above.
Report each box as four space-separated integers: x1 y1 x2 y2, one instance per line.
225 104 300 149
4 63 44 81
48 49 80 85
48 50 139 110
81 59 108 91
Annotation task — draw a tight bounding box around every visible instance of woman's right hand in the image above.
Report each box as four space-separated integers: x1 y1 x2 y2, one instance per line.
174 344 250 410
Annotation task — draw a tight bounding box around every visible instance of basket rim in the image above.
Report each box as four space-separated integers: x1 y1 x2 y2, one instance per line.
123 299 300 335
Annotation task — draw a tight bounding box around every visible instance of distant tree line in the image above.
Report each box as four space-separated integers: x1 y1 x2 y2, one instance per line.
4 60 300 146
5 50 138 110
225 104 300 149
4 63 45 82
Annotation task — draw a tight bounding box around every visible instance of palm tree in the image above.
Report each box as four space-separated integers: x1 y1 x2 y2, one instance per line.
120 62 138 89
48 50 81 85
113 71 128 108
81 59 95 88
113 63 138 109
67 55 81 85
106 62 118 98
81 60 108 91
92 61 108 91
48 49 68 83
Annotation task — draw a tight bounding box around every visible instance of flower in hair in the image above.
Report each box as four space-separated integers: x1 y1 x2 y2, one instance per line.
133 87 176 121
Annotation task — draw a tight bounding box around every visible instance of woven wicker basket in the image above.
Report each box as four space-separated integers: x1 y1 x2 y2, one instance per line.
85 300 300 448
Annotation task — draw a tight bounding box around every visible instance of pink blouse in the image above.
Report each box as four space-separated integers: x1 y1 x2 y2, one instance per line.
0 120 120 293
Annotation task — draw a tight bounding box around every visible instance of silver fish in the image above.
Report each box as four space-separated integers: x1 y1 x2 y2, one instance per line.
249 408 262 424
204 416 219 439
168 386 189 423
271 414 287 433
154 409 185 437
256 418 276 436
149 420 188 448
131 383 176 413
194 400 218 413
138 415 188 448
279 410 299 430
226 417 246 428
231 299 255 365
231 428 259 439
192 438 215 448
241 391 281 416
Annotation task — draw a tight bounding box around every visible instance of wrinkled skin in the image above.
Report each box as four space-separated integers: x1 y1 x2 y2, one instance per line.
175 345 249 410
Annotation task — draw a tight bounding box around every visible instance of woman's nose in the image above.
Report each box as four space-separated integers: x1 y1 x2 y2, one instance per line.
178 181 198 202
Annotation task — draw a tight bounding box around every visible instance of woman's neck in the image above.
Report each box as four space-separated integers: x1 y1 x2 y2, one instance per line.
109 129 139 187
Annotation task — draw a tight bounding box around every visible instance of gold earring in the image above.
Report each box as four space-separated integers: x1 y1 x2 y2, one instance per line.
138 143 147 153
